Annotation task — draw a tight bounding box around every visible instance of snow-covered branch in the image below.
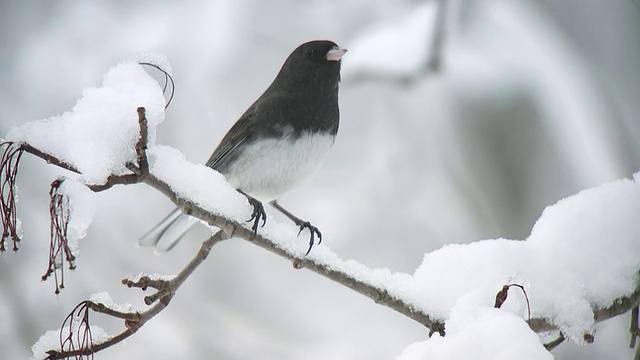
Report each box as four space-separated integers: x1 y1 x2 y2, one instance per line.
4 105 445 357
11 106 640 358
4 60 640 359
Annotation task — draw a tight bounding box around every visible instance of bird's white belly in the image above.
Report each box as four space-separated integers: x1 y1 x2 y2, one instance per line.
223 132 335 202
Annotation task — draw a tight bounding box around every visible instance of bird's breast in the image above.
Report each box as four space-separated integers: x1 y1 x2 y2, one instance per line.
222 131 335 202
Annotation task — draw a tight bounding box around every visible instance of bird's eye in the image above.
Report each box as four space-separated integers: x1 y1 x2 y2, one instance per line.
303 49 314 58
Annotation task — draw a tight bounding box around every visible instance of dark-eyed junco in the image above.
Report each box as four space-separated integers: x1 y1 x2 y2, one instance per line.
140 40 347 254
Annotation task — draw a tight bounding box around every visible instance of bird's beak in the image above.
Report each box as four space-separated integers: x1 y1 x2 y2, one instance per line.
326 47 348 62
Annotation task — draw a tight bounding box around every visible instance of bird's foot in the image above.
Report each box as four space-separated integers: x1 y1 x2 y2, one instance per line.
269 201 322 255
246 197 267 234
295 221 322 255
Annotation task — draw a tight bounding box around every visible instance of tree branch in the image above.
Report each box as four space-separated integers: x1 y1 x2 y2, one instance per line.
141 169 447 333
19 106 150 193
45 231 228 359
140 157 640 340
5 106 640 357
527 287 640 342
544 333 565 351
630 306 639 348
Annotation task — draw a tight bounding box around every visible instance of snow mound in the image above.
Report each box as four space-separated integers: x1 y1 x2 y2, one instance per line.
396 295 553 360
404 173 640 343
7 60 166 185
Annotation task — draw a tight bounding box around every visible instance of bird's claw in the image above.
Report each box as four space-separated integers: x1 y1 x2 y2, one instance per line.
246 198 267 234
296 221 322 255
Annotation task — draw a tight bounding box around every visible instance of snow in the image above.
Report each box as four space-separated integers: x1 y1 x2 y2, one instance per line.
89 292 135 314
398 173 640 344
31 326 110 360
14 218 23 241
125 272 177 283
3 3 638 357
31 329 64 360
135 52 173 76
528 177 640 307
55 178 96 255
15 55 640 354
395 300 553 360
281 171 640 348
6 60 166 185
148 145 250 222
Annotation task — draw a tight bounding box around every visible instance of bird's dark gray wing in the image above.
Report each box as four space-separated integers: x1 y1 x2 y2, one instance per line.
205 90 293 171
205 107 257 170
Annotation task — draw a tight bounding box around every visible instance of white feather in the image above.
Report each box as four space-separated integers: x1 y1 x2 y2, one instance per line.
224 131 335 202
138 208 200 252
154 214 200 252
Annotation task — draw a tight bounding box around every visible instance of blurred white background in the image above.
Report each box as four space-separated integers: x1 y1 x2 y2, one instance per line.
1 0 639 359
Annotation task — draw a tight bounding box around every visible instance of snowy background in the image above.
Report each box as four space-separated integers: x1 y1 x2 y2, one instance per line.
1 0 640 359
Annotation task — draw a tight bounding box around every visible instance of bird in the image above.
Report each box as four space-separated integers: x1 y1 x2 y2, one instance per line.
139 40 347 255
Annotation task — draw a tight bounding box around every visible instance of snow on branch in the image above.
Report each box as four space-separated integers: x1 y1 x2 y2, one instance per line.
3 58 640 359
13 105 640 358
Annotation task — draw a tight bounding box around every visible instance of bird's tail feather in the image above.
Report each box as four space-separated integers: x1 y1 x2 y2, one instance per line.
138 208 199 252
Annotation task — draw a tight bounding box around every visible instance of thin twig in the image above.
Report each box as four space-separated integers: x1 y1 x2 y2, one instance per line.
544 332 565 351
133 107 149 176
0 141 24 251
45 231 228 359
494 283 531 323
139 63 175 109
19 143 79 174
630 306 639 348
41 178 75 294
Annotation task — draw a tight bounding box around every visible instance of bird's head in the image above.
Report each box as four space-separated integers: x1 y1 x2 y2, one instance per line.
274 40 347 90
